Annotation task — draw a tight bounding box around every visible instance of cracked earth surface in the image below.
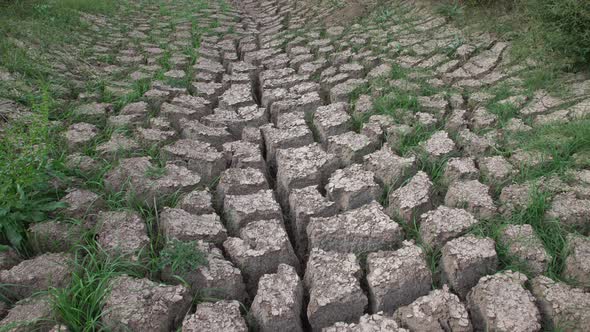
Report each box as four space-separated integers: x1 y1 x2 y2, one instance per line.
2 0 590 331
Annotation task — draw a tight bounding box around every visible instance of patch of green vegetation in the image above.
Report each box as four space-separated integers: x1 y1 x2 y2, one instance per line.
432 0 590 92
418 154 450 193
0 0 119 99
435 1 464 21
509 119 590 181
0 89 65 252
157 239 208 276
50 242 144 331
468 186 568 279
395 124 436 157
397 216 443 289
144 165 167 180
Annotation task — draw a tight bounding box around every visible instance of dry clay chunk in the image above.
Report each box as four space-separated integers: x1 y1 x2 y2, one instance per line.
419 206 479 249
387 171 433 222
96 211 150 262
307 202 403 254
500 224 549 276
563 233 590 286
394 285 472 332
366 241 432 313
102 275 191 332
182 300 247 332
441 235 498 297
224 219 298 292
325 164 381 211
159 241 247 303
251 264 303 332
0 295 55 332
530 275 590 331
323 313 409 332
0 253 72 300
288 186 338 258
445 180 496 219
304 248 367 331
467 271 541 332
159 207 227 245
223 190 282 235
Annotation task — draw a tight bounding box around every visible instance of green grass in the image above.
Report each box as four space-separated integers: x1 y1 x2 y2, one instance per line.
50 242 144 331
468 186 569 279
395 124 436 156
0 88 65 252
397 216 443 289
508 119 590 181
434 0 464 21
431 0 590 93
0 0 119 99
157 239 208 276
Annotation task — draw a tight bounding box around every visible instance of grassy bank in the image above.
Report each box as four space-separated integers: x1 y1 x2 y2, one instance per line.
434 0 590 73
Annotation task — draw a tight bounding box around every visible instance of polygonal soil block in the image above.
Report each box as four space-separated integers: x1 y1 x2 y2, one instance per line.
366 241 432 313
215 168 269 209
304 248 367 331
223 190 282 236
96 210 150 263
251 264 303 332
160 241 247 303
466 271 541 332
322 313 407 332
500 224 549 276
28 221 85 254
563 233 590 286
420 131 457 161
262 124 315 166
530 275 590 331
312 102 351 143
545 193 590 233
178 190 215 215
59 188 106 221
104 156 201 206
223 219 298 293
182 300 247 332
102 275 191 332
387 171 433 222
419 206 479 250
307 202 403 254
64 122 99 152
222 140 266 171
445 180 496 219
161 139 225 185
441 235 498 298
159 208 227 245
394 285 472 332
325 164 381 211
0 253 72 300
275 143 339 206
0 295 55 332
180 120 233 149
288 186 338 258
362 146 416 188
326 131 375 166
442 157 479 185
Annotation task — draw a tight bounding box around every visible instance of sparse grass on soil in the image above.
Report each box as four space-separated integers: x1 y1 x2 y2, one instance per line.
0 0 212 328
50 242 144 331
433 0 590 85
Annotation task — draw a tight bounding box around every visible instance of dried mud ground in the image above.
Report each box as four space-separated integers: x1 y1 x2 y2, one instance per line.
1 0 590 331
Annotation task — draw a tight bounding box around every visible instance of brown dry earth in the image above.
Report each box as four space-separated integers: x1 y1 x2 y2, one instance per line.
2 0 590 331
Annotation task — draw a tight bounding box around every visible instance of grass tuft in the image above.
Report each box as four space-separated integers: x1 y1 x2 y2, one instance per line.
50 242 144 331
157 239 208 276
